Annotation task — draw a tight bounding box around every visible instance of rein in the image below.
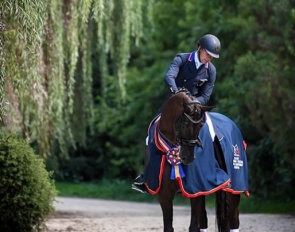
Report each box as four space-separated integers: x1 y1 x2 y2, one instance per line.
158 129 176 147
155 122 185 180
183 112 203 124
155 92 203 179
157 100 203 148
181 111 203 147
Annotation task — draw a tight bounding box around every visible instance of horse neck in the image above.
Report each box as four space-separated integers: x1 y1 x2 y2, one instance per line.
159 92 187 145
159 125 176 145
158 111 178 145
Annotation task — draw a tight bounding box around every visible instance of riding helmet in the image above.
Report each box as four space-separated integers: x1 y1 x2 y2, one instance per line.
198 34 221 58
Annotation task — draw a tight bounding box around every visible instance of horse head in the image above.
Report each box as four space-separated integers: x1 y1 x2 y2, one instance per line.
159 88 215 165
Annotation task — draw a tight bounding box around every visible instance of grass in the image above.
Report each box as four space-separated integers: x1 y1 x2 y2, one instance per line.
54 179 295 214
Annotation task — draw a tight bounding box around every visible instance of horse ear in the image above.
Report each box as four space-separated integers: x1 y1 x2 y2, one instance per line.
201 105 216 112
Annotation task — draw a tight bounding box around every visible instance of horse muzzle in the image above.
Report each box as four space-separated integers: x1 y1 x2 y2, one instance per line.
179 137 202 164
180 147 196 165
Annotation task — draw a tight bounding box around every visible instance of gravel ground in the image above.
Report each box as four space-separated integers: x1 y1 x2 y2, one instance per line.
45 197 295 232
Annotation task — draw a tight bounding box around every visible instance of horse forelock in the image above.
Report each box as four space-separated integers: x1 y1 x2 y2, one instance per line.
184 96 199 115
162 90 202 126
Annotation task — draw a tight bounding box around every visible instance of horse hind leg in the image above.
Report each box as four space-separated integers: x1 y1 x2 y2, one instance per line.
189 196 208 232
228 193 240 230
216 192 241 231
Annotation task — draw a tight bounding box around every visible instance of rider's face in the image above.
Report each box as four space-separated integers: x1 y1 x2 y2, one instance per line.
199 47 213 64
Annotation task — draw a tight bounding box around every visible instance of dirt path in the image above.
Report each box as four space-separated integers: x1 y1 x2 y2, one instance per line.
45 197 295 232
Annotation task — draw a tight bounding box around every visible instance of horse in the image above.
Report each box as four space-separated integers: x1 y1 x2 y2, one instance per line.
142 88 249 232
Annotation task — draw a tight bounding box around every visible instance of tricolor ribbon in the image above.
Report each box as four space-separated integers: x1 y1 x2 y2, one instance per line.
156 130 185 180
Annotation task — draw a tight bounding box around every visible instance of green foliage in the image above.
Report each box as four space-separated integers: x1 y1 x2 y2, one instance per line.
56 181 295 214
89 61 168 178
247 139 295 199
55 180 155 202
214 0 295 199
55 180 196 206
0 132 57 232
2 0 295 201
0 0 148 158
1 0 50 153
64 0 295 201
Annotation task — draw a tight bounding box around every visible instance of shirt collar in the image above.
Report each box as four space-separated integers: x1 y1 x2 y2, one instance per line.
194 51 202 69
189 50 209 69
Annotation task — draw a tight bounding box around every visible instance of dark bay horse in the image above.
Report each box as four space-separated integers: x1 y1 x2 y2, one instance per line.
143 89 249 232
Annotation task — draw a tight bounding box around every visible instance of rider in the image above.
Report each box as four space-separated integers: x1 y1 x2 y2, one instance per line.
165 34 221 105
132 34 221 193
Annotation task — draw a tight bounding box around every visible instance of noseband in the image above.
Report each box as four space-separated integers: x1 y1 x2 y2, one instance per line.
175 101 203 147
180 112 203 147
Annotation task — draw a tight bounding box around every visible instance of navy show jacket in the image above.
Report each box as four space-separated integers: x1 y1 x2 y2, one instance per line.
164 51 216 105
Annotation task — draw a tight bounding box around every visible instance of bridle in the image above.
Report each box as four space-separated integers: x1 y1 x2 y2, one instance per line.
180 112 203 147
158 99 204 148
176 100 203 147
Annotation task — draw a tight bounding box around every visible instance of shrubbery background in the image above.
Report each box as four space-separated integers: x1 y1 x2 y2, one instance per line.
0 133 57 232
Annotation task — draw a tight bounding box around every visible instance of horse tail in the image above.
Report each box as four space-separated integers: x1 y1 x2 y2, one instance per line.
213 136 229 231
216 190 229 232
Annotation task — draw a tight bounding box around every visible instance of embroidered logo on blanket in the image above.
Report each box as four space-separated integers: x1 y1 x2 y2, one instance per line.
233 144 243 169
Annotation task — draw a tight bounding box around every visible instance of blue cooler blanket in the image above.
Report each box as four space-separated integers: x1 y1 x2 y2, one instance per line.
143 112 249 198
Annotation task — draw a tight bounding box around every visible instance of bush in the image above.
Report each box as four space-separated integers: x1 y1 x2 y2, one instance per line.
0 133 57 232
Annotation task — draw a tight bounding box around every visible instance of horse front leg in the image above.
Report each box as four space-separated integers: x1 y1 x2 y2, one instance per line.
158 191 174 232
189 195 207 232
158 164 177 232
228 193 240 230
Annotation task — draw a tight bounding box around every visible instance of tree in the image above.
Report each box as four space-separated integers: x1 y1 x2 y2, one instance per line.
124 0 295 198
214 0 295 198
0 0 150 158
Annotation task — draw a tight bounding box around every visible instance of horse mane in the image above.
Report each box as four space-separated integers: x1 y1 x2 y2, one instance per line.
174 87 192 97
172 88 197 106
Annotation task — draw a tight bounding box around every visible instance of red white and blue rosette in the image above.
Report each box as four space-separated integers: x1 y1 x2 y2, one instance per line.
166 146 185 180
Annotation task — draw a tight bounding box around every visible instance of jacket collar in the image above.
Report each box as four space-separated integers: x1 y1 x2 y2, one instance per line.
187 50 209 69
